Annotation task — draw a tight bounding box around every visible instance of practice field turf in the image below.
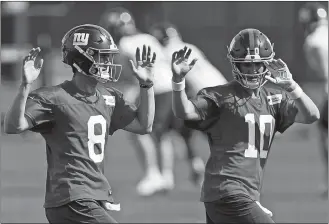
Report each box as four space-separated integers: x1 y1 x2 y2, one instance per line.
1 82 327 223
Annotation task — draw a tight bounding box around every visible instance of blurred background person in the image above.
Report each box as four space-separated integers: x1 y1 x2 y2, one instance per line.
149 22 228 186
299 2 328 197
100 7 176 196
149 22 228 98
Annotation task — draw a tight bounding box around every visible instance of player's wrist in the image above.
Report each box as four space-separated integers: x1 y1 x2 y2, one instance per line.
20 82 32 88
139 81 154 89
283 81 297 92
172 78 185 91
286 82 304 100
172 75 185 83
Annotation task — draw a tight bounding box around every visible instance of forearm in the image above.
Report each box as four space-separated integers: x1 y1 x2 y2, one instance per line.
287 82 320 124
172 78 199 120
172 88 193 118
136 86 155 132
4 83 31 133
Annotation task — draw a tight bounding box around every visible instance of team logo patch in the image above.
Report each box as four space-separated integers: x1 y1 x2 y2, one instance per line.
267 94 282 105
73 33 89 46
103 95 115 106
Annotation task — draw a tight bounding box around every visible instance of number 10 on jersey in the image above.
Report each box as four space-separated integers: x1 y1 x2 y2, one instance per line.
244 113 275 159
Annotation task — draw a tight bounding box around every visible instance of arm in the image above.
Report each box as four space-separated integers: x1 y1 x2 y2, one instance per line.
4 47 44 134
4 84 32 133
123 85 155 134
264 59 320 126
172 77 201 120
286 82 320 124
171 46 201 120
110 45 156 135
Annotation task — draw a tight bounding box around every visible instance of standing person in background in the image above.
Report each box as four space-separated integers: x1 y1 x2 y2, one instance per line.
149 22 228 186
299 2 328 197
100 7 176 196
150 22 228 98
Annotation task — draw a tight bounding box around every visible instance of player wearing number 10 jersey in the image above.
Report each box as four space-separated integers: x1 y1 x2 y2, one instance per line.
4 24 156 223
171 29 320 223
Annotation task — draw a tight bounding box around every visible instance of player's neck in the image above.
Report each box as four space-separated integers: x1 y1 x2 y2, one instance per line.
71 73 98 96
242 86 261 98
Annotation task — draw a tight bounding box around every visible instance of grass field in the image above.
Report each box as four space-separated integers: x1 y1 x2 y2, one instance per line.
1 82 328 223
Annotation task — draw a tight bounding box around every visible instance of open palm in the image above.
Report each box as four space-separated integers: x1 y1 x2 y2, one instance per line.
171 46 197 82
22 47 44 84
264 58 295 90
129 45 156 85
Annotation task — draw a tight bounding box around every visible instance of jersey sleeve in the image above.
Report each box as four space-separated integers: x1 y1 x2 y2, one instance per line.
190 88 220 120
25 88 55 133
109 88 137 135
186 87 221 131
276 93 298 133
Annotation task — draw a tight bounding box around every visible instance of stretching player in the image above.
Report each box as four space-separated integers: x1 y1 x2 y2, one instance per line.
171 28 320 223
299 2 328 197
4 24 156 223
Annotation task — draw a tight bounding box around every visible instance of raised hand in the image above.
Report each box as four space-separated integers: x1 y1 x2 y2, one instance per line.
171 46 197 82
129 45 156 85
264 59 296 90
22 47 44 85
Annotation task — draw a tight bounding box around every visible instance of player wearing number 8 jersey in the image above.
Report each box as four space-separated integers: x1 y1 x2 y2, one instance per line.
24 81 133 206
4 24 156 223
171 28 320 223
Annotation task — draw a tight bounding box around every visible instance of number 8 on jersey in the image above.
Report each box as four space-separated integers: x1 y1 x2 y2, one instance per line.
88 115 106 163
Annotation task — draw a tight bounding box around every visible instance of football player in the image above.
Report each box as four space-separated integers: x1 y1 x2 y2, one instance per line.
100 8 176 196
299 2 328 197
149 22 228 186
4 24 156 223
171 28 320 223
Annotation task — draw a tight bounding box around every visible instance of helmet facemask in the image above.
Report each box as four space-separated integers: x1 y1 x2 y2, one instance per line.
230 61 269 89
73 45 122 83
227 43 275 89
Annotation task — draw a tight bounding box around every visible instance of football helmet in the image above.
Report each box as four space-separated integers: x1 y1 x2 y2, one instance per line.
99 7 135 43
61 24 122 83
227 28 275 89
149 22 180 46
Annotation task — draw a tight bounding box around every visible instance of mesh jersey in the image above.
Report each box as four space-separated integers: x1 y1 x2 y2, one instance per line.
25 81 136 208
187 81 298 202
163 40 228 97
118 33 173 94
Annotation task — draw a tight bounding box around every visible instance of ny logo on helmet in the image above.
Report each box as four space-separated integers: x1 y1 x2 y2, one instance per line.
73 33 90 46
